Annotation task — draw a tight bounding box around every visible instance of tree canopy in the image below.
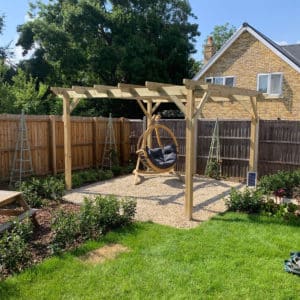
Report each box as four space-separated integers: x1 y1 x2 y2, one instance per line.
205 22 236 53
0 14 13 61
17 0 200 88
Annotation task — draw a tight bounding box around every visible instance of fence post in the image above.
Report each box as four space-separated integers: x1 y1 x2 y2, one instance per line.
49 115 57 175
92 117 98 167
249 117 259 172
119 118 126 165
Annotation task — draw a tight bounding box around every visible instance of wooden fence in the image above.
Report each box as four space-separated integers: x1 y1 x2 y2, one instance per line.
0 114 130 181
128 119 300 178
1 114 300 181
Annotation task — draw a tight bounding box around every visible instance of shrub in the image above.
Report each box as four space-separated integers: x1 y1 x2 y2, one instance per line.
41 176 65 200
72 173 84 188
71 169 115 188
258 170 300 197
225 187 264 213
17 176 65 206
0 218 33 273
260 200 298 221
79 195 119 238
17 180 44 208
120 198 137 224
205 159 221 180
104 170 114 180
79 198 102 240
80 169 99 183
50 195 136 253
122 161 136 174
51 210 80 253
111 165 123 176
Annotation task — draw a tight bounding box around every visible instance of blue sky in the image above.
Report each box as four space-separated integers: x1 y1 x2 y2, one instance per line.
1 0 300 62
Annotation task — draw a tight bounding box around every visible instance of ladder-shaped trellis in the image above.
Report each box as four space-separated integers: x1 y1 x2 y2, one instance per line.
101 113 118 169
10 111 34 185
205 119 221 178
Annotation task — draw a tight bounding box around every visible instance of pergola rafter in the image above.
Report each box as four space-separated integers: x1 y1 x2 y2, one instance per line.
51 79 262 220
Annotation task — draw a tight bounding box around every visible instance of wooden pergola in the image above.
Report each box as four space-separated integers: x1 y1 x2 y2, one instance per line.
51 79 261 220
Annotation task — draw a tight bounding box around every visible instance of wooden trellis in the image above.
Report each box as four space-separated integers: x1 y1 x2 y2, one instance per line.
51 79 261 220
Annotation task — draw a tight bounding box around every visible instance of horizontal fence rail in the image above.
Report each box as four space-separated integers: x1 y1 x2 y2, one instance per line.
0 114 130 181
1 114 300 181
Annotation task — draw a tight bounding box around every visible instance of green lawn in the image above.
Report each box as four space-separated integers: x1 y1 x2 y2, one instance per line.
1 213 300 299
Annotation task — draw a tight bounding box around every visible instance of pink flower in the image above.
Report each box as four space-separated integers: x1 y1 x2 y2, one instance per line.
274 188 285 197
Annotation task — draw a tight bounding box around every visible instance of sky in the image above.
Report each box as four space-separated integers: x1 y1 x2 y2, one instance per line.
0 0 300 62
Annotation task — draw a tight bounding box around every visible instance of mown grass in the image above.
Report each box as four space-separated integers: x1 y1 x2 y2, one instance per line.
1 212 300 299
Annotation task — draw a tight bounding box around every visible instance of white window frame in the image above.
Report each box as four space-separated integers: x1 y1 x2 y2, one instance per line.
257 72 283 97
205 76 236 87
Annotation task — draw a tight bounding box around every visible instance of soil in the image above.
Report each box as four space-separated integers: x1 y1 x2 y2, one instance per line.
78 243 129 264
0 201 80 279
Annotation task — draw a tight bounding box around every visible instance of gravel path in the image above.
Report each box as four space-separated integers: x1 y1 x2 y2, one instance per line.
63 174 244 229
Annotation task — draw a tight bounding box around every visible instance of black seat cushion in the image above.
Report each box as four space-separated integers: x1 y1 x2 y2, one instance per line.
146 144 177 169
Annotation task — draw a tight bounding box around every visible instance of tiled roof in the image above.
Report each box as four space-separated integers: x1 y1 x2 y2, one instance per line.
281 44 300 66
243 23 300 68
193 23 300 80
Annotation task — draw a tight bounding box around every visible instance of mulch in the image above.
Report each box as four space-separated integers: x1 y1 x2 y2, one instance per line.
0 201 80 279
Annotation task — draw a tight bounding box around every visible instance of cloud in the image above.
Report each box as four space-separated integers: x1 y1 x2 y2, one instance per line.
277 40 288 46
9 35 36 65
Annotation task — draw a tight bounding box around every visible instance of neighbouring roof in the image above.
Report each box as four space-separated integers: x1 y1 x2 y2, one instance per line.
193 22 300 80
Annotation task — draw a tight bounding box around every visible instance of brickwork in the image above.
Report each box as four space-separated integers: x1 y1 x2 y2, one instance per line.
198 31 300 120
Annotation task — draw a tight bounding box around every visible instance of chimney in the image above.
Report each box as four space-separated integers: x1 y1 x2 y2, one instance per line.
204 36 216 64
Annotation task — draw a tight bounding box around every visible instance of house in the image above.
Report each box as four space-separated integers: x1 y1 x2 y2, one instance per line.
193 23 300 120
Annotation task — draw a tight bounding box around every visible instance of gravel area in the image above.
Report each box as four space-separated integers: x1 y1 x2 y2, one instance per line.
63 174 244 229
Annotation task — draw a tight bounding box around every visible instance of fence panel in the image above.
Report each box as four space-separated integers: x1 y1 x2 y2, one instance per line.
0 115 125 181
197 119 250 178
258 120 300 176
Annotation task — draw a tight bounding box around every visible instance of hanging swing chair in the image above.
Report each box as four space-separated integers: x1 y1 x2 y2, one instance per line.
133 122 179 184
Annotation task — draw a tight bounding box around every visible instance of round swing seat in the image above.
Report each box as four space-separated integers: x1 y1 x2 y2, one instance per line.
146 143 177 169
135 123 179 174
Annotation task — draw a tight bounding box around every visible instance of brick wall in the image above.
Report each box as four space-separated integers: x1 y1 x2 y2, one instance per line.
198 31 300 120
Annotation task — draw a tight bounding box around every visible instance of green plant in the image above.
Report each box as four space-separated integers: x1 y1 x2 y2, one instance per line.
17 180 44 208
225 187 264 213
102 170 114 180
79 195 137 240
41 176 65 200
121 161 136 174
51 210 80 253
0 218 33 274
258 169 300 197
17 176 65 205
120 198 137 224
72 172 84 188
79 198 102 240
109 149 119 166
205 159 221 180
111 165 122 176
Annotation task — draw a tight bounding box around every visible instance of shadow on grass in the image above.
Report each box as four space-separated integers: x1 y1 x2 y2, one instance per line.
212 212 300 228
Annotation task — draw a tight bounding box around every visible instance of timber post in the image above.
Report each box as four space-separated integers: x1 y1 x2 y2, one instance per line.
49 115 57 175
249 96 259 172
63 93 72 190
184 87 196 220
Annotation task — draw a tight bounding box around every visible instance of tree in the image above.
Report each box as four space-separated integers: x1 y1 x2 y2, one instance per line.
16 0 199 117
0 62 16 113
10 69 49 114
0 14 13 62
205 22 236 52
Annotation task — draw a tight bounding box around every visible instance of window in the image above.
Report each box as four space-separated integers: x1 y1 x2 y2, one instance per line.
257 73 283 96
205 76 235 87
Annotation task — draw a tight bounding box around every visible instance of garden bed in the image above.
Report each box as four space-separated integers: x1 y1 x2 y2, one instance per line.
0 201 80 279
